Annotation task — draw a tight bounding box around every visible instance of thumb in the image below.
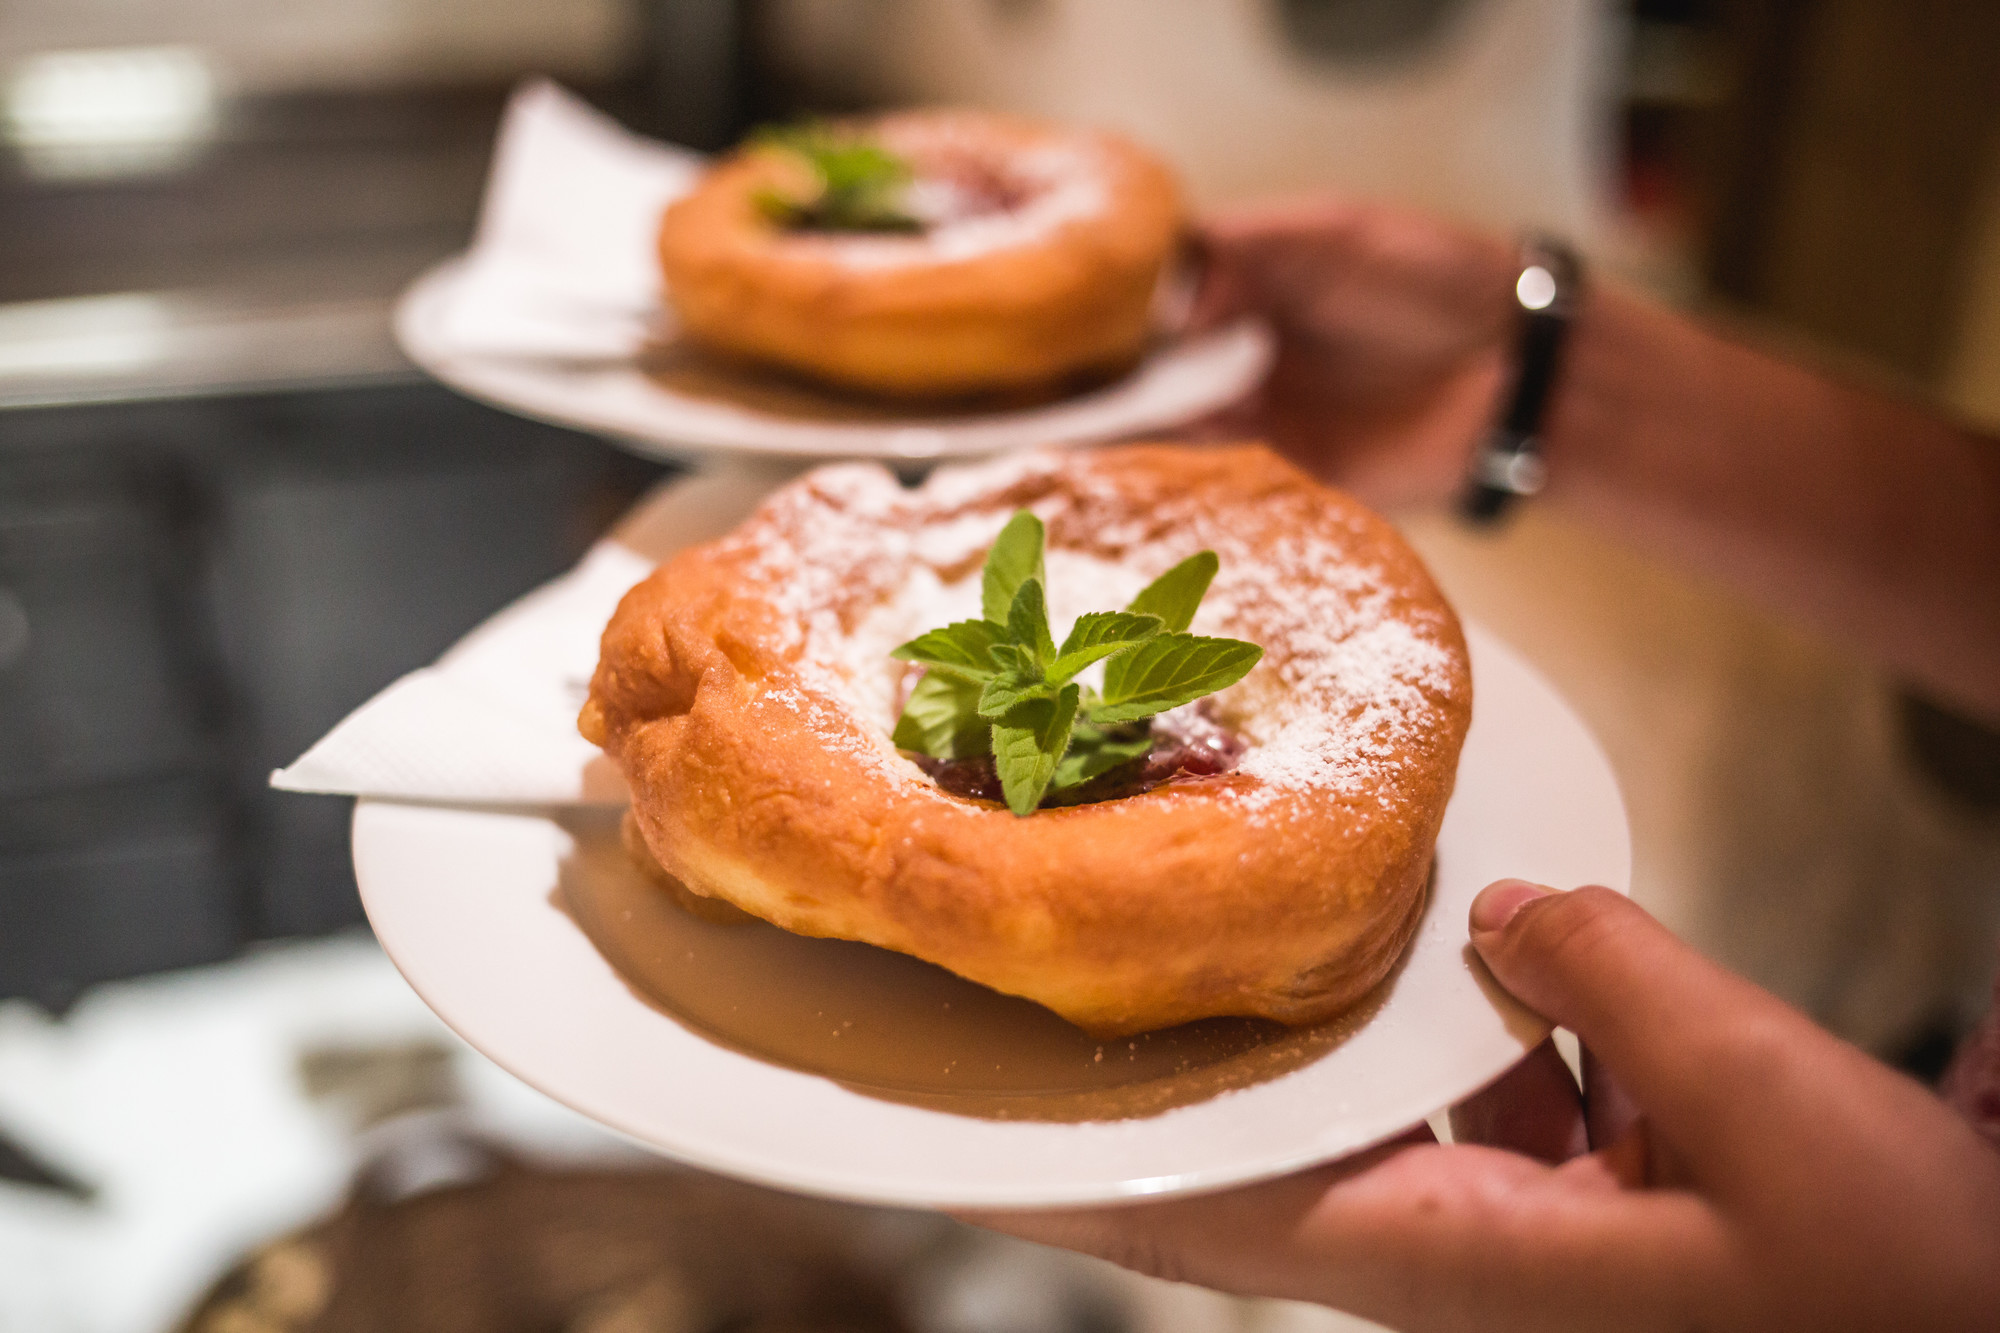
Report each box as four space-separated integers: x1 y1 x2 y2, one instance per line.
1467 881 1820 1178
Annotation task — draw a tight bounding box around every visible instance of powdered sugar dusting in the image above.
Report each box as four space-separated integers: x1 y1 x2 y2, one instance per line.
723 451 1467 816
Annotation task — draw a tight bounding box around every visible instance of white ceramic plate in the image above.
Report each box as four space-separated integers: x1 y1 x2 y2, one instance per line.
393 257 1275 463
352 624 1626 1208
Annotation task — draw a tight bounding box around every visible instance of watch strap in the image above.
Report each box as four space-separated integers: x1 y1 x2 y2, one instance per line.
1460 236 1583 523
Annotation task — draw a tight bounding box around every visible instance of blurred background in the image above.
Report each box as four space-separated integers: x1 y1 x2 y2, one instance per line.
0 1 1996 1329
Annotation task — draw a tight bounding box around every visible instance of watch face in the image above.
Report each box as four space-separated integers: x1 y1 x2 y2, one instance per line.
1517 264 1560 312
1474 445 1548 497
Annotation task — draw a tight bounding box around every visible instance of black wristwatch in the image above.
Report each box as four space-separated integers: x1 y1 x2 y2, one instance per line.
1459 237 1584 523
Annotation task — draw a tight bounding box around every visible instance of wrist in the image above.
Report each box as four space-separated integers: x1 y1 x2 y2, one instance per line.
1532 282 1685 505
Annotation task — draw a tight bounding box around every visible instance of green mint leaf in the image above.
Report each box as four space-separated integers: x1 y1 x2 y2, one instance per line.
751 123 921 232
987 642 1032 674
1049 611 1162 684
982 511 1045 624
751 185 806 226
1091 634 1263 724
977 667 1056 721
891 671 991 759
1005 577 1056 668
1050 721 1154 791
889 619 1001 680
819 142 905 193
992 683 1080 816
1106 552 1219 698
1126 551 1218 632
888 519 1260 814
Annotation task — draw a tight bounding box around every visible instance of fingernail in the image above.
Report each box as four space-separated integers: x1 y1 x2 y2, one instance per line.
1469 879 1553 933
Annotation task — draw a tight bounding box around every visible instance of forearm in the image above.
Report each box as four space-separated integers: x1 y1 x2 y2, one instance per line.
1541 285 2000 719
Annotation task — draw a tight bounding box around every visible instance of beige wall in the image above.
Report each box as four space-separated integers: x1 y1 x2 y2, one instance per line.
761 0 1622 235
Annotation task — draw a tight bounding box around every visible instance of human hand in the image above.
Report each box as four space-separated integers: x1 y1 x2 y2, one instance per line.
1189 198 1520 509
961 883 2000 1332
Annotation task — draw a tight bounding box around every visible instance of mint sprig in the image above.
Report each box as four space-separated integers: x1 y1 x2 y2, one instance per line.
893 618 1002 679
1050 720 1154 791
749 122 922 233
890 671 990 759
1087 634 1266 726
982 510 1046 623
1105 550 1214 697
890 512 1263 816
990 684 1080 816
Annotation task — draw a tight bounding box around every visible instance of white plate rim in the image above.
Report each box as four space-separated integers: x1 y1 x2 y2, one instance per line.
392 256 1275 463
353 624 1628 1209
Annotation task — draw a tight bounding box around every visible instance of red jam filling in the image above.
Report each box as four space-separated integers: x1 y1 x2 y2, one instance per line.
902 150 1035 228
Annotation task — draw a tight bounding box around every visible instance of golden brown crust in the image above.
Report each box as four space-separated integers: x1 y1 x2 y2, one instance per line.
657 109 1182 398
619 809 757 926
586 444 1472 1037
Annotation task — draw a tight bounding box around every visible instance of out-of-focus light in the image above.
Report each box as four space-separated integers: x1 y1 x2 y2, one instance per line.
1515 264 1557 312
1516 264 1558 312
3 46 219 180
0 294 171 380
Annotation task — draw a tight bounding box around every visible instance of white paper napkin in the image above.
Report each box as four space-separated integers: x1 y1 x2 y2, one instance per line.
271 465 786 806
431 79 703 363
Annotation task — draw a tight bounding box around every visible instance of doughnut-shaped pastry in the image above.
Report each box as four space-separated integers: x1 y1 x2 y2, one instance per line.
580 444 1472 1037
657 109 1182 398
